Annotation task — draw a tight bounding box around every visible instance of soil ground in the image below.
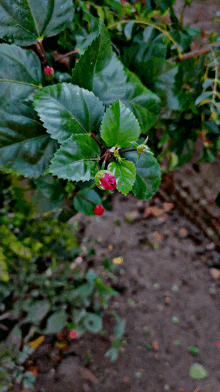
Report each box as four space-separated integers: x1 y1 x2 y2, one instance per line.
32 191 220 392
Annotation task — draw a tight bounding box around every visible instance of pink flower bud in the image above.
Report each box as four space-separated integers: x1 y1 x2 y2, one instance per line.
69 330 77 339
95 171 117 191
44 66 54 76
93 205 105 216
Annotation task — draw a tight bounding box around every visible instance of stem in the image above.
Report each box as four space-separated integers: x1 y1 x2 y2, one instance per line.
35 40 50 67
169 42 220 62
54 50 79 62
120 147 137 153
90 133 103 149
72 192 94 205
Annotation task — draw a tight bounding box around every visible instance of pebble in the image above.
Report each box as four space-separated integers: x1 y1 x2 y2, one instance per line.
210 268 220 280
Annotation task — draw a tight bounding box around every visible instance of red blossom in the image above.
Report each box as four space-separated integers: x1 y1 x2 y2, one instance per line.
99 173 116 190
93 205 105 216
69 330 77 339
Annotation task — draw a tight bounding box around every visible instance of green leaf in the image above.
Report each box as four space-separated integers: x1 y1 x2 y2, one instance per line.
125 151 161 199
83 313 102 333
0 0 74 46
71 24 160 132
44 310 67 334
0 44 56 178
49 134 100 181
34 84 105 144
189 363 208 379
113 319 125 340
105 347 119 362
33 174 65 213
7 326 22 350
24 301 50 323
101 100 140 148
74 188 102 215
121 69 161 132
108 160 136 196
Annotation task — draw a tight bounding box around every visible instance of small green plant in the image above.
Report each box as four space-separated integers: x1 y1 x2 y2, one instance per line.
188 345 199 355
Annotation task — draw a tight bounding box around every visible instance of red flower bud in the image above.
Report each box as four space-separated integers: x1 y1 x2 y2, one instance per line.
99 173 117 190
44 66 54 76
93 205 105 216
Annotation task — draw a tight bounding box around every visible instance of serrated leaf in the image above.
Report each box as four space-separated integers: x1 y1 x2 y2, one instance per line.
189 363 208 379
0 44 56 177
0 0 74 46
24 301 50 323
101 100 141 148
34 84 105 144
49 134 100 181
121 69 161 132
83 313 102 333
72 24 160 132
74 188 101 215
108 160 136 196
44 311 67 334
125 151 161 199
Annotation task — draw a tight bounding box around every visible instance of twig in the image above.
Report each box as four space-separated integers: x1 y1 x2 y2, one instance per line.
54 50 79 62
90 133 103 149
35 39 50 67
169 41 220 62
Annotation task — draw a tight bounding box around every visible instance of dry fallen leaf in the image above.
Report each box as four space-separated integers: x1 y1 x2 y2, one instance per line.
29 335 45 349
80 367 99 384
113 257 124 265
163 202 174 211
144 206 164 217
152 340 159 351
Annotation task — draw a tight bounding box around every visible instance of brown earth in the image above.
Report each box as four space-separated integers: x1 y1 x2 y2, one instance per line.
30 190 220 392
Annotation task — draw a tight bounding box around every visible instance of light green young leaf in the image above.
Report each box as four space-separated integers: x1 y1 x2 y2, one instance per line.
189 363 208 380
108 160 136 196
49 134 100 181
101 100 141 148
34 84 105 144
0 0 74 46
0 44 56 178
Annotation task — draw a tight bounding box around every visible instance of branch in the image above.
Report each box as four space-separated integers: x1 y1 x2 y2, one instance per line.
169 41 220 62
54 50 79 62
35 40 50 67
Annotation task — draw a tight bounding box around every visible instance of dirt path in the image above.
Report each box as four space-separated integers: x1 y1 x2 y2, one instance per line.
33 193 220 392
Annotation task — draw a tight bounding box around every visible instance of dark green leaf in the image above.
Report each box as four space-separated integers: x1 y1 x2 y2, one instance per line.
49 134 100 181
101 100 141 148
121 69 161 132
108 160 136 196
83 313 102 333
44 310 67 334
74 188 101 215
25 301 50 323
124 151 161 199
34 84 105 144
0 44 56 177
7 326 22 350
0 0 74 46
71 24 160 132
33 174 65 213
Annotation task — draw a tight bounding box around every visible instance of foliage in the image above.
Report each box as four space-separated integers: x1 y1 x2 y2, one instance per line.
0 0 220 382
